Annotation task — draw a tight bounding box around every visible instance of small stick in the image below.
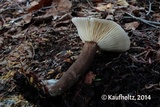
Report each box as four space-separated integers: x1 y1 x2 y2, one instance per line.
146 0 153 16
125 12 160 28
134 51 147 58
146 20 160 26
15 2 24 12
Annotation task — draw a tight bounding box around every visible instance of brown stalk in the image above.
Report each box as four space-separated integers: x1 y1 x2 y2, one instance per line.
48 42 98 96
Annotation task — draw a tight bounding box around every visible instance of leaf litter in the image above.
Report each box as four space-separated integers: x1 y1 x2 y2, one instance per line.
0 0 160 107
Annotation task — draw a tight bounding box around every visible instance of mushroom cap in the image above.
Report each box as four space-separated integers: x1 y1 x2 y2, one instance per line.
72 17 130 52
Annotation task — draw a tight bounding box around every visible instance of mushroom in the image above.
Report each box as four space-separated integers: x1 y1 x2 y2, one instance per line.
46 17 130 96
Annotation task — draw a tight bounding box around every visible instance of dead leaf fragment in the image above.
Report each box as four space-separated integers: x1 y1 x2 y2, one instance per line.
153 13 160 22
158 36 160 46
16 0 26 3
156 36 160 61
125 21 140 30
0 16 5 28
156 50 160 61
23 13 32 24
96 3 112 11
57 0 72 11
6 42 34 69
126 5 144 14
46 0 72 16
28 0 72 16
95 3 115 14
117 0 129 6
106 14 114 20
30 1 39 6
0 37 4 47
128 0 136 5
28 0 53 12
84 71 96 84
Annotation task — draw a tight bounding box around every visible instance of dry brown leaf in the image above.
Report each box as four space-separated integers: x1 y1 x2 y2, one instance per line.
106 14 114 20
28 0 53 12
57 0 72 11
46 0 72 16
6 42 34 69
96 3 112 11
129 0 136 5
153 13 160 22
84 71 96 84
28 0 72 17
117 0 129 6
95 3 115 14
23 13 32 24
30 1 39 6
1 70 15 80
124 21 140 30
63 58 72 63
126 5 142 13
47 69 55 75
58 13 72 22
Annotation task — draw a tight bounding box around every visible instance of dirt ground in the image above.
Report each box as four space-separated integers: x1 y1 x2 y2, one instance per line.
0 0 160 107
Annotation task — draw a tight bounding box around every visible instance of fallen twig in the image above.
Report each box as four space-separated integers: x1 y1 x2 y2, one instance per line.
125 12 160 28
0 2 24 13
33 15 53 22
10 16 23 24
146 0 153 16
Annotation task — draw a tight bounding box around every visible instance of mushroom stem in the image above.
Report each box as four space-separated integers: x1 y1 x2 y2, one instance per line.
48 42 98 96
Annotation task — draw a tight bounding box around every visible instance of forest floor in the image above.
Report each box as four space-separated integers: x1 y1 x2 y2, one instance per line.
0 0 160 107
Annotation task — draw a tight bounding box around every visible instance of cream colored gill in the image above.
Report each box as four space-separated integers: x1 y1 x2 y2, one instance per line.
72 17 130 52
